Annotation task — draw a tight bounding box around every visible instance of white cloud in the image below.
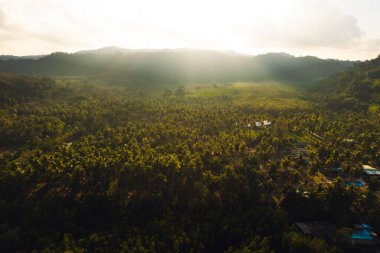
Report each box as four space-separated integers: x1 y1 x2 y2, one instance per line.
0 0 379 60
231 1 363 49
280 2 362 48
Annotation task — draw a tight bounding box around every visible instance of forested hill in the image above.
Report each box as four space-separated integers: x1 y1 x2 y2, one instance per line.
0 48 354 86
310 55 380 111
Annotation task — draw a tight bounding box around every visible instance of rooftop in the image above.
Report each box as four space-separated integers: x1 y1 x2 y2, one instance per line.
295 222 336 241
351 224 378 246
363 164 377 170
346 180 366 187
364 170 380 176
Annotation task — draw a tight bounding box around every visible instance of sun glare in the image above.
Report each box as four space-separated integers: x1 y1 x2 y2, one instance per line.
62 0 293 53
0 0 379 59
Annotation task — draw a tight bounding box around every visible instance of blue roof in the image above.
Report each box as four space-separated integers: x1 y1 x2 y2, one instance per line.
362 224 373 230
347 181 366 187
352 229 373 241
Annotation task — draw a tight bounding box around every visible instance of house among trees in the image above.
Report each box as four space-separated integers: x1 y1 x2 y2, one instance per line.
363 164 378 170
290 142 308 159
263 120 271 126
351 224 378 246
362 164 380 180
255 120 271 127
296 222 379 249
346 178 366 187
343 138 358 144
295 222 336 242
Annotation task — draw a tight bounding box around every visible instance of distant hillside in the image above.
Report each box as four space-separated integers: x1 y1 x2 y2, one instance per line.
0 48 355 87
0 55 45 61
310 55 380 111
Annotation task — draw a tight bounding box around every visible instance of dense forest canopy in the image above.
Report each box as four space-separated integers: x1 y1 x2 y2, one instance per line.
311 55 380 112
0 53 379 252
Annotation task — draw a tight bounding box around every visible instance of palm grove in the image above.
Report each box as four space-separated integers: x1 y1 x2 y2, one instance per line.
0 52 379 252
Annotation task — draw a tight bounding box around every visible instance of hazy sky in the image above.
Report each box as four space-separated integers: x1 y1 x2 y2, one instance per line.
0 0 379 60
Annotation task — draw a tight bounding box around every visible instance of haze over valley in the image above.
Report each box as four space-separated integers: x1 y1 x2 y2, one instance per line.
0 1 379 252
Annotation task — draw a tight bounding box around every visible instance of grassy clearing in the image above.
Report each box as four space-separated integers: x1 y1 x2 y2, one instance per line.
186 81 312 110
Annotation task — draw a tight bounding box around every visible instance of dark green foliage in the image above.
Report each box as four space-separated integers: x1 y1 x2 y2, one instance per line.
282 232 338 253
0 71 379 252
311 55 380 110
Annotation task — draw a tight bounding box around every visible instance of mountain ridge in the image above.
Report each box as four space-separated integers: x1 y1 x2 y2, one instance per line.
0 47 357 86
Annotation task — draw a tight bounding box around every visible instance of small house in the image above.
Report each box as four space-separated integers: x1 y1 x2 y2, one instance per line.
362 165 380 180
363 165 377 170
351 224 378 246
346 178 366 187
295 221 336 242
263 120 272 126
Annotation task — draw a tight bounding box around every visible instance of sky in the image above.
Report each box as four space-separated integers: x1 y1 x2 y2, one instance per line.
0 0 379 60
